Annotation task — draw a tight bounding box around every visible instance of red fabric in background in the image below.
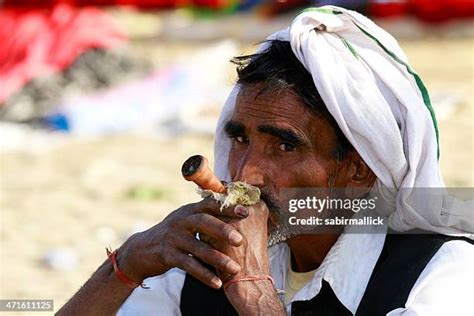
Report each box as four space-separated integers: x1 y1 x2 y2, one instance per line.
369 0 474 21
0 4 127 104
409 0 474 22
1 0 222 9
368 1 409 18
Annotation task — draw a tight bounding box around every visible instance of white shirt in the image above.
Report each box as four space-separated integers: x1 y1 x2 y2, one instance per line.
117 228 474 315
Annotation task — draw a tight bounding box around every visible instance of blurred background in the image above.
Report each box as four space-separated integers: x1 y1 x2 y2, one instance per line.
0 0 473 313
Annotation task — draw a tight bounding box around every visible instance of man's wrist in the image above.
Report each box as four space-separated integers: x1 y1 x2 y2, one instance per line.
224 278 285 315
115 246 146 284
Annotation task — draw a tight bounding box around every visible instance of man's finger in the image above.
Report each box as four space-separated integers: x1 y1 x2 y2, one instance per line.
199 233 213 245
177 236 241 275
173 252 222 289
221 205 249 219
195 197 249 219
185 213 243 246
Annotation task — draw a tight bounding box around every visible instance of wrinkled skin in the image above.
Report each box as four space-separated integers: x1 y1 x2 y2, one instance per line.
120 197 247 288
223 84 375 273
226 85 343 245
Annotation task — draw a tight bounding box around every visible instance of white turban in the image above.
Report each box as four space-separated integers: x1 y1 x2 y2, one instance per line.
214 6 473 238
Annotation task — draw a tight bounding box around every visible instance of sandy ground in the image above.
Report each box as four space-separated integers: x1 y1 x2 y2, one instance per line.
0 24 473 315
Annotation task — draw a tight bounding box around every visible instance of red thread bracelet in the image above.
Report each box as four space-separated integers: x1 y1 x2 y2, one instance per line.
106 247 149 289
223 275 275 291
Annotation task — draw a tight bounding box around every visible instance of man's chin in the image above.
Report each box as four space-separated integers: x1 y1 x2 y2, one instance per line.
267 223 299 247
266 204 308 247
267 216 319 247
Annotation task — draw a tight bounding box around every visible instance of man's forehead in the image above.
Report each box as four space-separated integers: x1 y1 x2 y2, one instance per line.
234 85 309 120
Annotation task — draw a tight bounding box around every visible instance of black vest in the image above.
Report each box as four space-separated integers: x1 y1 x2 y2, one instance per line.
180 232 473 316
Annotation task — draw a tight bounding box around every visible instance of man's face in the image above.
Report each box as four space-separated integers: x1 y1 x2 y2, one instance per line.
225 84 343 244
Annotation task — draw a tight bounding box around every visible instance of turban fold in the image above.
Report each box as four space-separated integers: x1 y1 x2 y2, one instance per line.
214 6 473 238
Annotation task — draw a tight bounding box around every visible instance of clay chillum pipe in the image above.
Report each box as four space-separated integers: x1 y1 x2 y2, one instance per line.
181 155 227 193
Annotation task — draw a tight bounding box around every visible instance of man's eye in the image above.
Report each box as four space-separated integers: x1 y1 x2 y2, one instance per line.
278 142 296 152
234 135 248 144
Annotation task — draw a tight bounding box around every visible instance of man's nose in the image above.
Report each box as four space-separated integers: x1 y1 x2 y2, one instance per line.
233 150 266 188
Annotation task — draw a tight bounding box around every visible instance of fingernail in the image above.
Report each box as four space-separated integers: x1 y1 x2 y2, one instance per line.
235 205 248 218
212 277 222 289
229 231 243 244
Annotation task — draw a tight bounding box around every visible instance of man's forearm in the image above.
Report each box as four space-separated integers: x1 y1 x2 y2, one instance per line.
58 199 248 315
57 257 135 316
225 281 286 315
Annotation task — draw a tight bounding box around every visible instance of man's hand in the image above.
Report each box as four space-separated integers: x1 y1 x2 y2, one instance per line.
58 197 248 315
214 202 286 315
118 197 248 289
215 202 270 279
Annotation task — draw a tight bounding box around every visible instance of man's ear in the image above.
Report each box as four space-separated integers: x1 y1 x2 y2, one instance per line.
333 151 376 189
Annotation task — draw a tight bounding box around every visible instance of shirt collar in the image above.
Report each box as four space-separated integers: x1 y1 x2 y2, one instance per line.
269 219 387 314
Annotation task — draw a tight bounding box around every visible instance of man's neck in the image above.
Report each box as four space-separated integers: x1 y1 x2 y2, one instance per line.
286 234 340 272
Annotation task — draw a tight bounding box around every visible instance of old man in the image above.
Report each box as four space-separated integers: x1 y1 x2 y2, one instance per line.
59 6 473 316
